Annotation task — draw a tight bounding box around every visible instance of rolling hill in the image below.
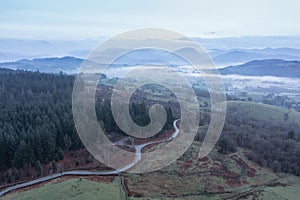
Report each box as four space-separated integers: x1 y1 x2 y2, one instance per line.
226 100 300 124
220 59 300 78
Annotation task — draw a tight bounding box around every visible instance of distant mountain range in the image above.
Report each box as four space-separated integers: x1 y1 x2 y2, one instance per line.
0 49 190 73
87 47 300 67
0 57 84 73
211 48 300 66
220 59 300 78
96 48 189 66
0 55 300 78
1 37 300 65
67 47 300 67
1 36 299 57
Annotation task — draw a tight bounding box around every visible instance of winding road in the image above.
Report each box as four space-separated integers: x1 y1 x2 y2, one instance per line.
0 119 180 197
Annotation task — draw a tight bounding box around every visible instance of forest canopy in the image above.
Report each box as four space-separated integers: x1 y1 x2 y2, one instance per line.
0 70 174 171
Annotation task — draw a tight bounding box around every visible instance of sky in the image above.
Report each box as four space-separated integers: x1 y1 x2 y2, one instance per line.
0 0 300 40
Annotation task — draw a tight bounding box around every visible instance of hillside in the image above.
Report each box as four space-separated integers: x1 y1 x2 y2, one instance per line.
220 59 300 78
125 142 300 199
226 100 300 124
2 142 300 200
1 100 300 199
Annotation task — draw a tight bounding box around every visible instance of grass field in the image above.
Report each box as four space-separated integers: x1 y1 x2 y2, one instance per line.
0 177 125 200
226 100 300 124
259 179 300 200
